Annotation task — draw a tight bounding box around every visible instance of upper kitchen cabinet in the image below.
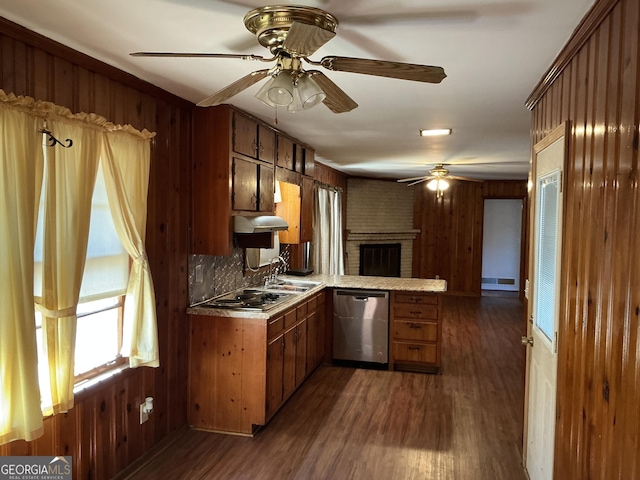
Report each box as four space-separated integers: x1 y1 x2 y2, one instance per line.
275 176 313 245
192 105 277 256
300 175 314 243
277 136 315 176
231 157 274 213
277 135 295 171
302 147 315 177
233 112 276 164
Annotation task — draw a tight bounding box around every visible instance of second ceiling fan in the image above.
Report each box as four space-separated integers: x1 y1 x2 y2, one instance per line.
397 164 483 197
131 5 446 113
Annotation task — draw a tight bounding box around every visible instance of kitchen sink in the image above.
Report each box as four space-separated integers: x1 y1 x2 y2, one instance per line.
264 278 322 293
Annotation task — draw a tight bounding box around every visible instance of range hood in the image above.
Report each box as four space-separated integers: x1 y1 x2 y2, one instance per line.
233 215 289 234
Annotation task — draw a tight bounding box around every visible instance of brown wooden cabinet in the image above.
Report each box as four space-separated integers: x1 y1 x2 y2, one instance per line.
232 157 274 212
192 105 279 255
193 105 314 255
277 135 295 170
302 147 315 177
300 175 314 243
275 175 313 244
232 112 276 164
390 291 442 373
189 291 326 435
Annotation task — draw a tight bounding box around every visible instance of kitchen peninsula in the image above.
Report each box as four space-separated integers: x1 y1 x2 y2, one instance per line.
187 274 447 435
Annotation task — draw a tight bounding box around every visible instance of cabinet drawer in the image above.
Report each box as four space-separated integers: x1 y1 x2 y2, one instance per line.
284 309 297 329
394 292 438 305
307 294 317 311
268 315 284 340
393 342 437 364
392 304 438 320
296 302 308 319
393 320 437 342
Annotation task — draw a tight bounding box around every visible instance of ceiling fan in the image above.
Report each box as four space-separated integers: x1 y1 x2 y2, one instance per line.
397 164 483 196
130 5 446 113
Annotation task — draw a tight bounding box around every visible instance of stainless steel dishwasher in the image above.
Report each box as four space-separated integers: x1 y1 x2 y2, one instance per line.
333 289 390 365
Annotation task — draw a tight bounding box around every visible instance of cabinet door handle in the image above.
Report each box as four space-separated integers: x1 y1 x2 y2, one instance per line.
251 193 257 208
408 346 422 351
252 140 258 154
410 311 422 316
408 323 422 329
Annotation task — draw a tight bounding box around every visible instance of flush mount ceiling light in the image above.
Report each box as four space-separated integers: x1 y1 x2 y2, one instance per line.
131 5 446 114
419 128 452 137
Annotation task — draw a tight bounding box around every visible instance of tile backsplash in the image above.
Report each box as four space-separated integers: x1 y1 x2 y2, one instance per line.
188 245 290 305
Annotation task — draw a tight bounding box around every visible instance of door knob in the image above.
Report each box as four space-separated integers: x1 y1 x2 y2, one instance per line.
521 336 534 347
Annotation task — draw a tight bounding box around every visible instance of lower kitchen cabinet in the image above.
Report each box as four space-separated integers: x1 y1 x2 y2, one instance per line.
390 291 442 373
189 291 326 435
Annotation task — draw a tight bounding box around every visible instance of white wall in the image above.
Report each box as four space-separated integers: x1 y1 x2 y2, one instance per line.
481 199 523 291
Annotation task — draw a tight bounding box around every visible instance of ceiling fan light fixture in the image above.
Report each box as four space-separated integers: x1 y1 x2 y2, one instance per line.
297 74 326 109
427 178 450 191
420 128 452 137
257 70 326 112
255 71 295 107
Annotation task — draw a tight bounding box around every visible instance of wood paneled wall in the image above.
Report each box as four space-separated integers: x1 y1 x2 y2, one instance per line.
412 180 527 296
0 17 192 479
526 0 640 478
314 161 349 191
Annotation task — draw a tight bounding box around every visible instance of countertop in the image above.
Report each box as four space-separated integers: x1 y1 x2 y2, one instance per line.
301 274 447 293
187 274 447 319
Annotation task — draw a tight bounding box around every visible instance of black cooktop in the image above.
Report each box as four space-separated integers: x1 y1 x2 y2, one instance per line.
204 289 291 311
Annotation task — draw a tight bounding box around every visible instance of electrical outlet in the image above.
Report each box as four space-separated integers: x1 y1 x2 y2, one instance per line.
195 264 203 283
140 402 149 424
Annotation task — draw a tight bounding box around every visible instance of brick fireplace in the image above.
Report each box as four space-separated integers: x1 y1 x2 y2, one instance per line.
345 178 419 278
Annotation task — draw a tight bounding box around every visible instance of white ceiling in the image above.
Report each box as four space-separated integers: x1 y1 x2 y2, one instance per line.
0 0 595 181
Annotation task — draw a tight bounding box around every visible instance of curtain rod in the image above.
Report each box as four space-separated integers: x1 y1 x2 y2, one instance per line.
39 120 73 148
315 180 343 193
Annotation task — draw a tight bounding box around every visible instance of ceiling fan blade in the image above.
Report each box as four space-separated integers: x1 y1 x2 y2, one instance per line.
130 52 267 61
196 69 270 107
397 175 429 183
448 175 484 182
283 21 336 57
319 56 446 83
407 178 430 187
308 71 358 113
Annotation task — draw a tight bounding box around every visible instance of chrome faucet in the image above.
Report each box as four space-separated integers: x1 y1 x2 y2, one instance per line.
266 255 286 285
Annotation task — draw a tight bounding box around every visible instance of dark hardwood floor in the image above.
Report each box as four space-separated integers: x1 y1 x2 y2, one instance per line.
120 295 527 480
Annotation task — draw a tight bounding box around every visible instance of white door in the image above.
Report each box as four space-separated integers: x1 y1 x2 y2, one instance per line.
524 123 567 480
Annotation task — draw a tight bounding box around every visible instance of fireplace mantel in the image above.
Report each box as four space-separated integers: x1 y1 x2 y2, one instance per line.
347 229 421 241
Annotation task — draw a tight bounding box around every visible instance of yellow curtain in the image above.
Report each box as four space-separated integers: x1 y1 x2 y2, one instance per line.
102 130 158 367
0 94 45 443
0 89 158 443
37 120 101 415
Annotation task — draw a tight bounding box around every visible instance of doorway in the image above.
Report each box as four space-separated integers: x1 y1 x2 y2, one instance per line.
481 198 524 293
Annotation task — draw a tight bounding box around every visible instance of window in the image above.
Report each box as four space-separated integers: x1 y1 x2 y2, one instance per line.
34 162 129 407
